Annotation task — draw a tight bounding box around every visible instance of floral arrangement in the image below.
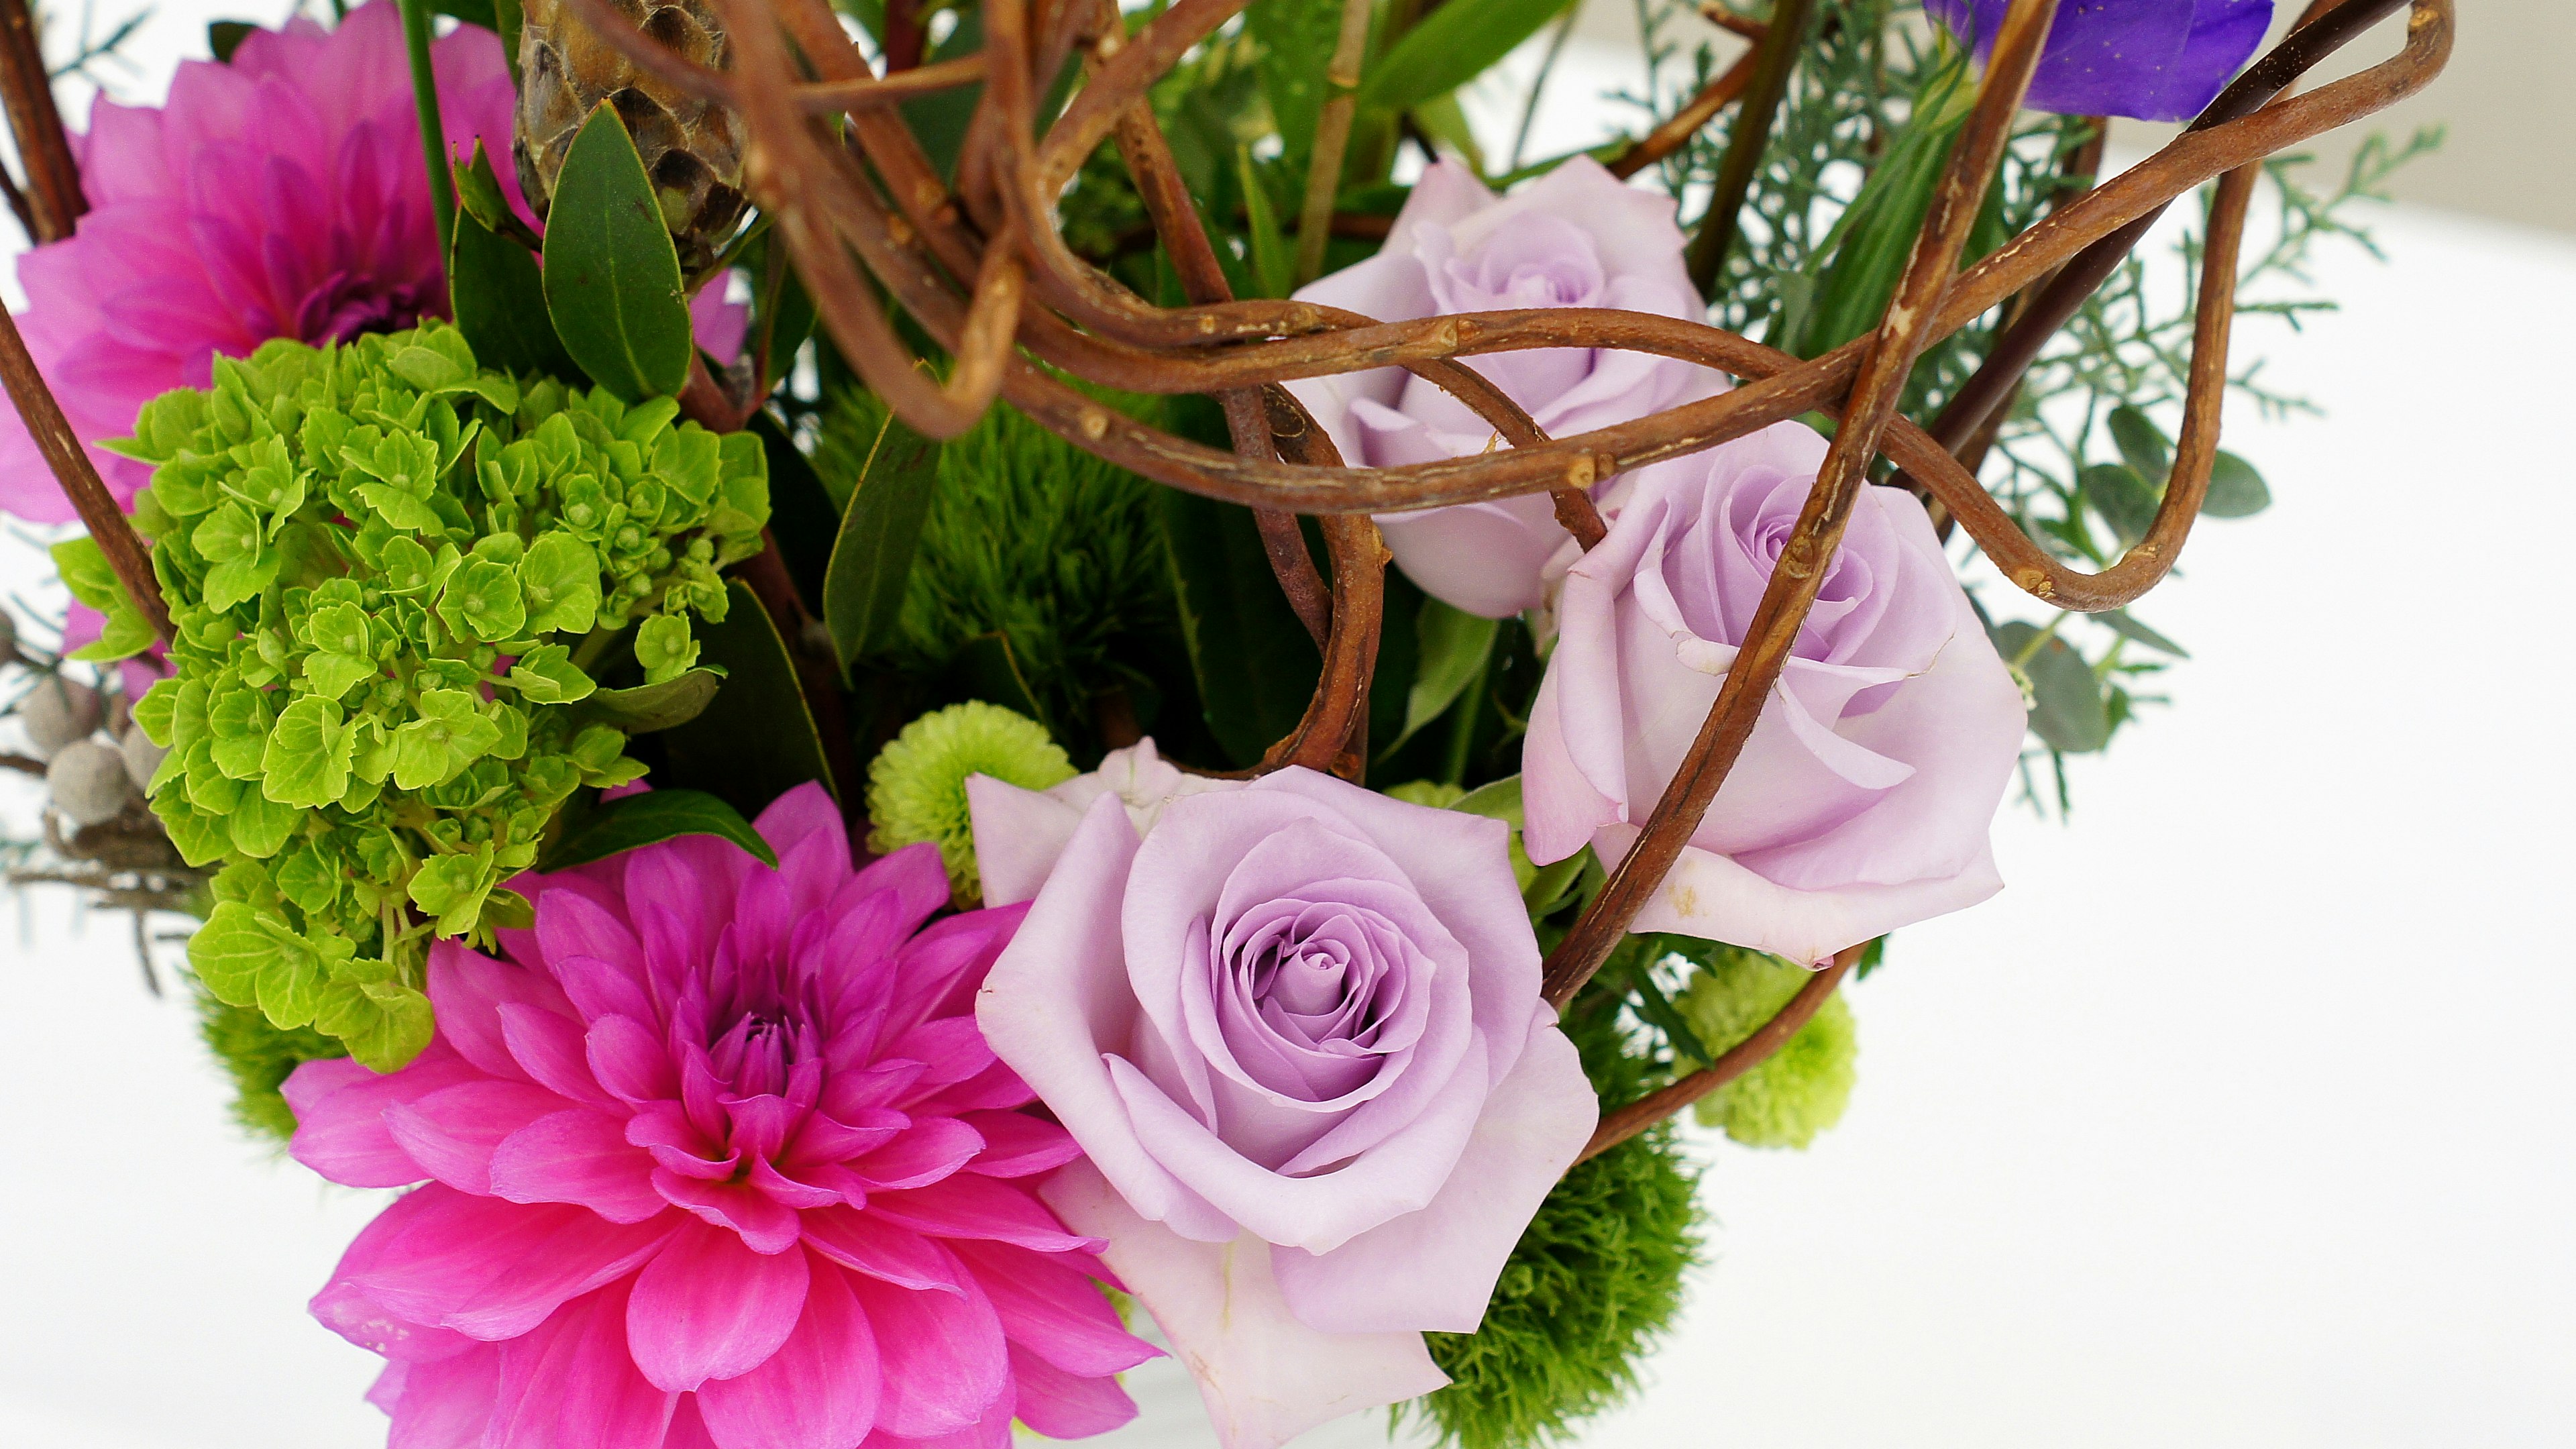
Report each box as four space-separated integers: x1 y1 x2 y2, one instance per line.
0 1 2447 1447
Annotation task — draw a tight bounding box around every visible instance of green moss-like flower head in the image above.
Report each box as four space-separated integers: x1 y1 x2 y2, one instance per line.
87 322 769 1070
195 988 345 1144
867 701 1075 904
1677 945 1859 1149
1409 998 1704 1449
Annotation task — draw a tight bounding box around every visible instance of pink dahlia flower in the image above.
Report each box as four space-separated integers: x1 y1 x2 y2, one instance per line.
284 783 1157 1449
0 1 743 525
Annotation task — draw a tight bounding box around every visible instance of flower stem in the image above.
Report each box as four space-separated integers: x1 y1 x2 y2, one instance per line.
1292 0 1376 287
398 0 456 251
1683 0 1818 299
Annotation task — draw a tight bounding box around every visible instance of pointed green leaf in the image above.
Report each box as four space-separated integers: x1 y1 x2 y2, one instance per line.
541 788 778 872
2098 608 2188 658
1387 597 1497 756
1158 491 1320 767
505 643 600 704
820 411 941 665
1359 0 1570 116
659 580 837 816
575 667 722 731
453 203 582 381
1236 147 1292 300
542 102 693 400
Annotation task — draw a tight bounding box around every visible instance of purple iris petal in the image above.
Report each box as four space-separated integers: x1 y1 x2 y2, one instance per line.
1927 0 2275 123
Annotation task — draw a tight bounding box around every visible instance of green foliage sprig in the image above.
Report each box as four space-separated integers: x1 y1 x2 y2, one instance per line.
93 322 767 1068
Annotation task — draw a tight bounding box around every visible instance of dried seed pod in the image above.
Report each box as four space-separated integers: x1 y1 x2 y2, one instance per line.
120 721 168 793
48 739 134 826
20 675 100 757
515 0 748 278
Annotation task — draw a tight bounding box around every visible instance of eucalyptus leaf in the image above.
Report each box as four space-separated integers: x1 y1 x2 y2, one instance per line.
2204 449 2271 518
2082 461 2159 549
542 102 693 400
2098 608 2188 658
821 410 942 665
542 788 778 871
2107 404 2174 482
1997 621 2110 753
577 667 723 731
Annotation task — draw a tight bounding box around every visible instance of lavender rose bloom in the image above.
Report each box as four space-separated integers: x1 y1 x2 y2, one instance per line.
1928 0 2273 123
968 743 1596 1449
1284 157 1725 619
1522 421 2026 965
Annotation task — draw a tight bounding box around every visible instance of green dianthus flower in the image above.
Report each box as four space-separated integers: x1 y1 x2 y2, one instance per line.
867 702 1075 903
1676 945 1859 1149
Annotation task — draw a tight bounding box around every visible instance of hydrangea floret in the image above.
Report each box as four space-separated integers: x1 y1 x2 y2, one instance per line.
91 321 767 1068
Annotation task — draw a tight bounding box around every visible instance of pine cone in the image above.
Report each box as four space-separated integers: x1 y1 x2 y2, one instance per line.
515 0 749 278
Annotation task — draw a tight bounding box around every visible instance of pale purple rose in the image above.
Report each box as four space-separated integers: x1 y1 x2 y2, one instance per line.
967 744 1597 1449
1522 421 2027 965
1285 157 1724 620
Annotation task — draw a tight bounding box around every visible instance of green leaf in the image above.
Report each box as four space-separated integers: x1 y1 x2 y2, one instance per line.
1248 0 1342 171
635 612 700 684
516 531 603 636
209 19 256 62
2081 461 2159 549
50 536 153 661
450 204 581 382
1159 490 1321 767
542 788 778 871
2203 449 2271 519
316 977 435 1072
1358 0 1570 115
820 411 941 665
1450 773 1524 827
189 902 292 1012
1786 62 1974 358
2098 608 2188 658
1408 93 1488 176
1236 147 1293 300
1387 598 1497 756
453 141 536 249
1998 621 2110 754
542 102 694 401
394 688 503 789
576 667 722 731
262 696 356 808
659 580 837 817
492 0 525 89
2107 405 2174 482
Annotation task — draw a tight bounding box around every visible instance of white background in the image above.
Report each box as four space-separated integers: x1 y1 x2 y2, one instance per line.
3 11 2571 1449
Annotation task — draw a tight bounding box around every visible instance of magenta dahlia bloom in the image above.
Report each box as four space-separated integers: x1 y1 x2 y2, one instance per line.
284 784 1157 1449
0 1 745 525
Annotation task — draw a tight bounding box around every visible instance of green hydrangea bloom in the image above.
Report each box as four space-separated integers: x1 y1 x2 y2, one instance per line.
867 701 1075 904
90 323 768 1069
195 988 344 1144
1410 996 1704 1449
1676 945 1860 1149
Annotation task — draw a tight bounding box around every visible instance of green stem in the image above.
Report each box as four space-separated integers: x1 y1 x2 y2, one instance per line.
1684 0 1819 299
398 0 456 252
1439 653 1489 787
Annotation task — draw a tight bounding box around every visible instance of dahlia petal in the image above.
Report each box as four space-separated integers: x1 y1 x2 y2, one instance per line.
866 1175 1100 1253
857 1409 1014 1449
429 943 576 1083
881 1018 995 1089
945 1240 1157 1376
846 1259 1010 1437
661 1399 722 1449
313 1188 479 1363
490 1108 668 1223
532 886 651 983
588 1013 681 1104
696 1254 881 1449
1004 1342 1140 1440
912 1061 1040 1116
747 1157 850 1211
884 905 1026 1035
782 1108 908 1170
846 841 951 936
800 1208 964 1295
625 1220 812 1393
487 1282 678 1449
385 1079 572 1196
652 1169 807 1253
757 782 853 916
382 1342 500 1449
845 1116 984 1191
500 1002 619 1108
955 1111 1083 1178
349 1187 678 1341
286 1045 485 1188
555 953 658 1029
